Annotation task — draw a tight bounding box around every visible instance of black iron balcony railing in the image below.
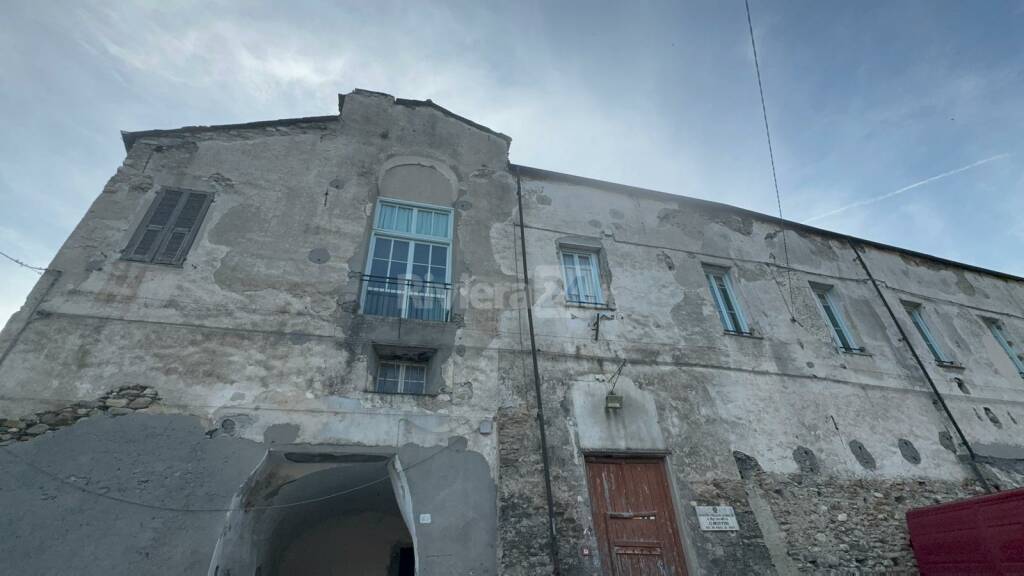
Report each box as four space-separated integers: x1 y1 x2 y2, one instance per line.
360 274 452 322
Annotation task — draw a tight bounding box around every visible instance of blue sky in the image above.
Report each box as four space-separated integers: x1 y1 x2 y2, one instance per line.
2 1 1022 326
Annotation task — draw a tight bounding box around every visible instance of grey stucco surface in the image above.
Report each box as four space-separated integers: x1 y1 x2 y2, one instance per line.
0 413 265 576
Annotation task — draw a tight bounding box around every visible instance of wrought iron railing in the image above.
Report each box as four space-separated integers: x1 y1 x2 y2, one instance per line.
360 274 452 322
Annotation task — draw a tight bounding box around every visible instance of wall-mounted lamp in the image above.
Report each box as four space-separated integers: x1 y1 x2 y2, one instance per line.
605 390 623 410
604 358 627 411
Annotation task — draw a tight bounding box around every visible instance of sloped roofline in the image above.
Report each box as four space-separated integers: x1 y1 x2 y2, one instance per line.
121 89 511 152
339 89 512 144
117 98 1019 284
514 164 1024 284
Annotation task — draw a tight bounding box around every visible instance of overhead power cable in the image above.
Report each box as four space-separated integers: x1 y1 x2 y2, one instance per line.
744 0 797 320
0 249 51 275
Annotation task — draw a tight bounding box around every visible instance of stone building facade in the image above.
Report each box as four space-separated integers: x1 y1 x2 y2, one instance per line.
2 89 1023 575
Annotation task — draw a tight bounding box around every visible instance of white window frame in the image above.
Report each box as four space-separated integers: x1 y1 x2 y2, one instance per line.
987 319 1024 377
559 249 604 305
375 360 428 395
705 267 750 334
811 284 860 352
362 198 453 320
904 303 952 364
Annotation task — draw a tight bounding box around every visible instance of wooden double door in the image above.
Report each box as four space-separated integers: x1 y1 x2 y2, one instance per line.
585 456 688 576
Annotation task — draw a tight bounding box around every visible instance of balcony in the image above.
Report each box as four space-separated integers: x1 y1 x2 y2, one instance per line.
360 274 452 322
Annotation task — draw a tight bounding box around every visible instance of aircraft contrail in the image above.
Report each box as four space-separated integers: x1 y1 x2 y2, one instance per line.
802 153 1011 224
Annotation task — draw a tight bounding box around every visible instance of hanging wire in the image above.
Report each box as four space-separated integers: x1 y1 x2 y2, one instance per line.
744 0 798 320
0 249 50 275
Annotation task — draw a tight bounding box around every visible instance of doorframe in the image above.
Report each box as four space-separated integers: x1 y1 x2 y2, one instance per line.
582 451 693 576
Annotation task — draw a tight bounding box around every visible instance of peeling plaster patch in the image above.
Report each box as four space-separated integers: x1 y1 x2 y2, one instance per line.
657 206 753 236
939 430 957 453
308 248 331 264
984 407 1003 428
732 450 763 479
954 270 977 296
954 377 970 395
793 446 820 475
264 423 300 445
656 251 675 271
85 259 105 272
207 172 235 190
897 439 921 465
608 208 624 220
848 440 877 470
532 190 552 206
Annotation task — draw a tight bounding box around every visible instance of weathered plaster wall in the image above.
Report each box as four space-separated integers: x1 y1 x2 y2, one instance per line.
495 173 1024 574
4 89 1024 575
0 90 517 575
0 413 266 575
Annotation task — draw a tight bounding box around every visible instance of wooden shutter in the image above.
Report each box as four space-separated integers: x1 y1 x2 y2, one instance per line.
125 189 211 265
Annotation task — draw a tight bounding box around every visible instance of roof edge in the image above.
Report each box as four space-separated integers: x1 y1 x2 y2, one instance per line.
514 164 1024 284
120 115 339 152
339 89 512 144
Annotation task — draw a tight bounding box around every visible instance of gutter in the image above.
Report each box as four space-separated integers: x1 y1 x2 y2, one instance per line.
515 165 562 574
849 240 993 493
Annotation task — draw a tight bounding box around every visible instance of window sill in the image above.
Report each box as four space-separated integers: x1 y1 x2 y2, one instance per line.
119 256 187 269
565 301 615 311
839 348 872 357
368 388 436 397
935 361 965 370
724 330 762 340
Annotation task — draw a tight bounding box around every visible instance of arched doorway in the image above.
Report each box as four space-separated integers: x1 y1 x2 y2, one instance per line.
209 448 415 576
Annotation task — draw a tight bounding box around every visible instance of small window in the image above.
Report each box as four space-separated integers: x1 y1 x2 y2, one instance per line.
375 360 428 395
811 284 861 352
705 267 750 334
561 250 603 305
904 303 952 364
986 320 1024 377
124 188 212 265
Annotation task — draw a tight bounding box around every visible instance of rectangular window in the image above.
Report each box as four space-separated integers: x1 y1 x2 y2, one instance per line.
987 320 1024 376
904 303 952 364
375 360 427 395
124 189 212 265
363 200 452 321
705 267 750 334
812 284 861 352
561 250 603 305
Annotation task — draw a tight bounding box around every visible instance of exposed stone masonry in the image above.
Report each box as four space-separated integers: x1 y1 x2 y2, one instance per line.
737 452 987 574
0 385 159 445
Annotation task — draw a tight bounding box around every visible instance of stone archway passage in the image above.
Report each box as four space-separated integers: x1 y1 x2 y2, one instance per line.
208 447 414 576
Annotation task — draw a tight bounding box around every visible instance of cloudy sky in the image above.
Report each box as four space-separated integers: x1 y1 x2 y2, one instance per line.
2 0 1022 327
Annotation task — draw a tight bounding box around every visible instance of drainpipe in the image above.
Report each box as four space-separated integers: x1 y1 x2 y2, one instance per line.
848 240 993 493
514 164 562 575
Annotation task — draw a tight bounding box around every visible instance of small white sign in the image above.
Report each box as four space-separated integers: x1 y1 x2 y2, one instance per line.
695 505 738 531
418 513 432 525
